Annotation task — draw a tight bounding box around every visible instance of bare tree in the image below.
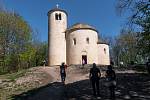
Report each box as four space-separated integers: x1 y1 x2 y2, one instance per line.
116 0 150 59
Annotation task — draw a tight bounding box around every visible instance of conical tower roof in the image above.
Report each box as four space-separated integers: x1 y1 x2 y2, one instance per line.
47 5 67 16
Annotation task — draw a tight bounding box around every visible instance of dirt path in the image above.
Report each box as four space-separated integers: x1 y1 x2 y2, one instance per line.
38 66 90 84
12 66 150 100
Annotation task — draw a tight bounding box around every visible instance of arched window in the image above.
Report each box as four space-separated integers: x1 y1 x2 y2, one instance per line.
73 38 76 45
86 38 89 44
59 13 61 20
55 13 59 20
55 13 61 20
104 48 106 54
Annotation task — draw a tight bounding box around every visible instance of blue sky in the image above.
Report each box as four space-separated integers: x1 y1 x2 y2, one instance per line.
1 0 127 41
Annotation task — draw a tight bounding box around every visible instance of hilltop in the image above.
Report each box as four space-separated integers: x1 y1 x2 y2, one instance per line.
0 65 150 100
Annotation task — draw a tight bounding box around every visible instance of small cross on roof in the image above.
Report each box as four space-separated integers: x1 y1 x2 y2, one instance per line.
56 4 59 8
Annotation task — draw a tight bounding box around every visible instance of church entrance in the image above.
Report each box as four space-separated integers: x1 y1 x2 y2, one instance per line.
82 55 87 64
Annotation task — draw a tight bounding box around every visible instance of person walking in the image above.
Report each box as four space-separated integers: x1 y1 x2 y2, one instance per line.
106 65 116 99
60 62 66 84
89 63 101 96
146 58 150 74
82 59 85 68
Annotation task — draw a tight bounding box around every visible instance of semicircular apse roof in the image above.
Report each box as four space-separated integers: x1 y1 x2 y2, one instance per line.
66 23 98 33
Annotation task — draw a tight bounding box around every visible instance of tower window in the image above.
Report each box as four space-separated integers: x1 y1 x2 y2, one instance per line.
104 48 106 54
55 13 61 20
59 13 61 20
55 13 59 20
86 38 89 44
73 38 76 45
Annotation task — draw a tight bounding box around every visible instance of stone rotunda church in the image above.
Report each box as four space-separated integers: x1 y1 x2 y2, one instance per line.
48 7 110 66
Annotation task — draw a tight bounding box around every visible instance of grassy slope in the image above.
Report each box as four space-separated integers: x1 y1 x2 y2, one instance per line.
0 69 28 100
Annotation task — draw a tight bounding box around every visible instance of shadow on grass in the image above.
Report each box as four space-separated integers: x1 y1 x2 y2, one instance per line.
12 73 150 100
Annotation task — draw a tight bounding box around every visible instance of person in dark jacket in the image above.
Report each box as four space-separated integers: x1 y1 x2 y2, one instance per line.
89 63 101 96
146 58 150 74
106 65 116 99
60 62 66 84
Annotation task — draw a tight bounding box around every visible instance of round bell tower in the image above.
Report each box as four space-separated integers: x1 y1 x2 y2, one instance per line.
48 5 67 66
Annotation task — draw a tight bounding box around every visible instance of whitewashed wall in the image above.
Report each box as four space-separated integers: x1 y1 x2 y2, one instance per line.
98 44 110 65
66 29 98 65
48 11 67 66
